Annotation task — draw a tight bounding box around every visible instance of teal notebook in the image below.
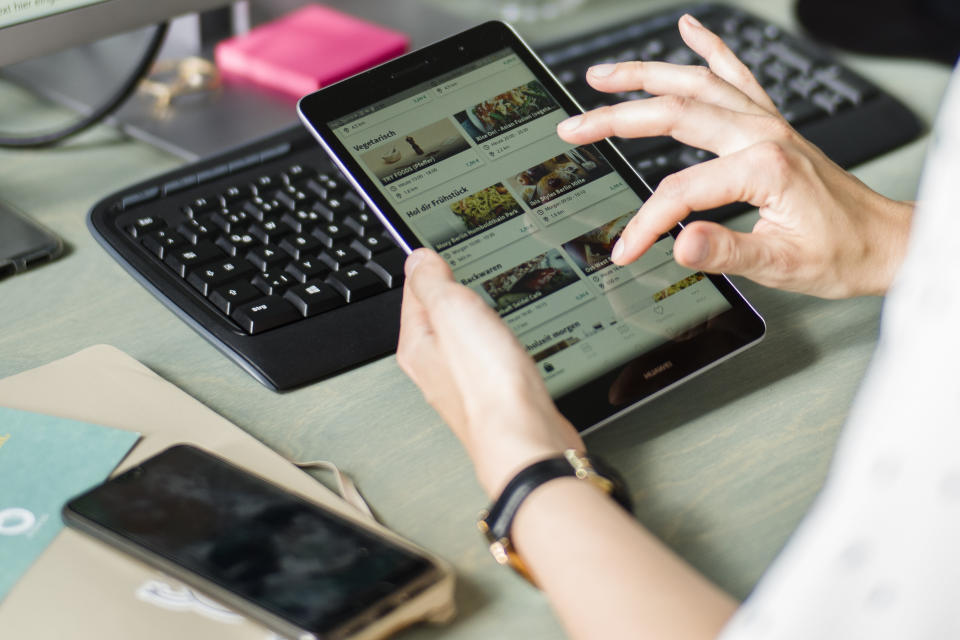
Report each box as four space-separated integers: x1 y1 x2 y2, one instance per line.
0 407 140 601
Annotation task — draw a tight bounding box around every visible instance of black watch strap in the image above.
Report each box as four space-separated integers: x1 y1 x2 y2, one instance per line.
477 450 631 585
484 456 577 542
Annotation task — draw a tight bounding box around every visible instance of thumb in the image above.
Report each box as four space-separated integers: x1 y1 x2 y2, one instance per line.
674 220 781 280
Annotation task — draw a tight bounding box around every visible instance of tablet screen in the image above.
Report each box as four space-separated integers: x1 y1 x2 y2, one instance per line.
324 47 733 399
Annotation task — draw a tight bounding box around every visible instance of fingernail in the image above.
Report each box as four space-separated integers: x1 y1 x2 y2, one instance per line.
405 249 426 276
683 13 703 28
588 63 616 78
611 239 625 263
557 115 583 133
686 234 710 265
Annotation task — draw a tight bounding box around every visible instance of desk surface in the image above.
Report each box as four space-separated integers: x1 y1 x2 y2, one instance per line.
0 1 952 637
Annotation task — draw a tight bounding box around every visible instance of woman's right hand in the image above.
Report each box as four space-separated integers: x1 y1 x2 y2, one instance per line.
557 14 913 299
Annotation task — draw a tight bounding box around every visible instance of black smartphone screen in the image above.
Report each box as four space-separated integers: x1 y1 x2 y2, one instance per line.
65 445 435 636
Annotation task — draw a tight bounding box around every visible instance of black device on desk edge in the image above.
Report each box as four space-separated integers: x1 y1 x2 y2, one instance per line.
63 444 447 640
0 201 63 278
87 3 922 394
298 19 765 432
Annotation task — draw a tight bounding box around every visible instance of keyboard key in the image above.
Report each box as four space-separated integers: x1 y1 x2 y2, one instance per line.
231 296 300 334
315 196 354 222
788 74 819 99
279 233 323 260
187 258 254 296
305 177 332 200
343 191 367 211
258 142 292 163
215 232 258 257
163 174 196 195
141 229 185 258
285 257 330 283
209 280 261 315
317 174 347 196
252 268 297 296
367 248 406 288
812 90 845 115
248 218 287 245
312 222 352 248
325 265 388 303
228 152 260 173
283 280 345 316
741 24 765 46
740 47 770 67
211 209 250 233
768 42 815 75
246 244 287 271
344 211 377 236
164 241 224 277
219 185 246 205
177 218 215 244
127 215 165 238
281 209 323 233
285 163 308 182
188 196 218 216
196 164 229 183
764 60 793 84
319 244 362 271
253 173 282 192
241 196 282 222
120 186 160 210
272 188 307 211
350 235 390 260
813 66 875 105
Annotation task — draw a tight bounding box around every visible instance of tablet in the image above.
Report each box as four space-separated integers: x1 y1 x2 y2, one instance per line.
298 21 765 433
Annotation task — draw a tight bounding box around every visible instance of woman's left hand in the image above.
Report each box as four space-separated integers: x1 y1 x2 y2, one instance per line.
396 249 584 497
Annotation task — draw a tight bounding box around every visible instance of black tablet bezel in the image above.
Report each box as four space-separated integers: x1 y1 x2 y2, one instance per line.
298 21 765 432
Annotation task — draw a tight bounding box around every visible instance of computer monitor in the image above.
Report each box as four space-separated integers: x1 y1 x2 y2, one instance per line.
0 0 230 67
0 0 472 159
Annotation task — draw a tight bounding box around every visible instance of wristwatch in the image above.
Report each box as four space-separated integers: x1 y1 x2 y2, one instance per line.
477 449 631 585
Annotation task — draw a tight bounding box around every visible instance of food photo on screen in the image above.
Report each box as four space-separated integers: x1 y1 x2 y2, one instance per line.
506 145 612 208
561 213 633 274
453 81 561 143
430 183 526 248
478 250 580 316
357 119 472 185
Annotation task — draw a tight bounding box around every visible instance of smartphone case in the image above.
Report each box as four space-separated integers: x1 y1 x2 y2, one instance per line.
0 345 455 639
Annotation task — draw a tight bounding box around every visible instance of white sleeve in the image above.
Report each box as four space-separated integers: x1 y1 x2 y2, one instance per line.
719 66 960 640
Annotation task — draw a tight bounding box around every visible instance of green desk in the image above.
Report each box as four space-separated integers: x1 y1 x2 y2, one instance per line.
0 1 952 637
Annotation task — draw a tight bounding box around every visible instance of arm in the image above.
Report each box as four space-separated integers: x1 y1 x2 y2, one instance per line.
557 14 913 299
397 16 915 638
397 250 736 639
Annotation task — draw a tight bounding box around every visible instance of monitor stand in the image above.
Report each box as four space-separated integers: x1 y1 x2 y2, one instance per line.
0 0 472 162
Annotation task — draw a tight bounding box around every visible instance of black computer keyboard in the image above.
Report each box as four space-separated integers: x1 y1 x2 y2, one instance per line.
88 3 922 390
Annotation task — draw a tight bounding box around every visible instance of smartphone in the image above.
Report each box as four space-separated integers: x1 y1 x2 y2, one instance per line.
0 201 63 278
297 21 765 433
63 445 448 640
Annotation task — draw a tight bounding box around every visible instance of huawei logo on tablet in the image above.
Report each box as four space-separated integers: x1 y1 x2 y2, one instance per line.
642 361 674 380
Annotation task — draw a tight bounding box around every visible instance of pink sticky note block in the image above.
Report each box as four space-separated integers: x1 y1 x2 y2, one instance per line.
215 4 410 100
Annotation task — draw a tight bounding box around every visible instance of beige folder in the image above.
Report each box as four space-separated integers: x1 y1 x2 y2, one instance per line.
0 345 455 639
